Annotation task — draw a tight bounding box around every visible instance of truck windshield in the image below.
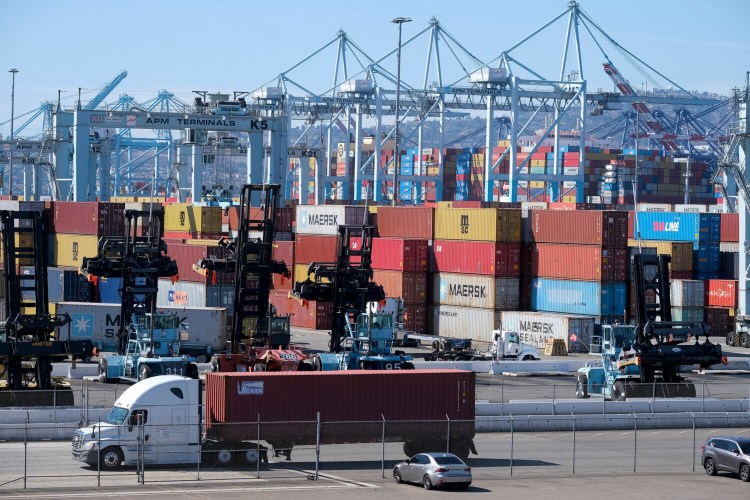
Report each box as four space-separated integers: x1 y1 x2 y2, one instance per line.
106 406 129 425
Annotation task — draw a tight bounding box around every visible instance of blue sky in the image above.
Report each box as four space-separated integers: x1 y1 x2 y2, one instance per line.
1 0 749 136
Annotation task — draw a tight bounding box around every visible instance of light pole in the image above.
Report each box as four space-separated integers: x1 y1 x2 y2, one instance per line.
8 68 18 196
391 16 411 206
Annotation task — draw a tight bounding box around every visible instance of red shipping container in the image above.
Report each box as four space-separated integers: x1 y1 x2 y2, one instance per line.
375 207 434 240
432 240 521 277
269 290 293 317
294 234 338 264
228 206 294 232
270 240 295 291
369 238 429 272
628 211 635 239
373 270 428 305
720 213 739 242
163 231 224 240
530 244 627 282
532 210 628 247
704 279 738 308
704 306 735 338
402 303 427 334
52 201 126 237
285 297 333 330
168 242 233 284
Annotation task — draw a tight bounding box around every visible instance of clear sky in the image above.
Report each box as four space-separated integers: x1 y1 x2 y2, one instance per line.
1 0 749 136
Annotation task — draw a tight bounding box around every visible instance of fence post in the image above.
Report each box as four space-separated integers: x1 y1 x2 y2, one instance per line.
552 381 556 415
24 414 28 489
138 418 145 485
691 411 696 473
632 413 637 474
571 412 576 475
702 379 706 413
315 412 321 481
446 415 451 453
501 381 504 415
381 415 386 479
256 414 261 479
509 414 514 477
53 386 57 422
97 419 101 487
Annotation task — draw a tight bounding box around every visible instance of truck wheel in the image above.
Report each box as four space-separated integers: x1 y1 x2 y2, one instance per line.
740 332 750 348
451 440 470 460
432 340 440 353
216 449 232 465
402 362 415 370
439 340 447 352
576 374 590 399
403 441 417 457
727 331 738 347
312 356 322 371
245 448 259 464
139 364 152 381
100 446 123 470
612 381 627 401
98 359 109 384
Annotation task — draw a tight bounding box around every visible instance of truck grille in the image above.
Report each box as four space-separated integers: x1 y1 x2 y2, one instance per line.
72 433 83 451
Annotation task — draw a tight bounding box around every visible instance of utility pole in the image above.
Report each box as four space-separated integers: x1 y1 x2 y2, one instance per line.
391 17 411 206
8 68 18 196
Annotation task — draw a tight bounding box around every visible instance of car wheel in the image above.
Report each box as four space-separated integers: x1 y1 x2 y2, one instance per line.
393 469 403 484
100 446 123 470
423 475 433 490
576 374 590 399
704 457 717 476
740 463 750 482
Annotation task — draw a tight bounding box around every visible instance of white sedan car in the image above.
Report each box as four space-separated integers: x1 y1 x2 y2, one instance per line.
393 452 472 490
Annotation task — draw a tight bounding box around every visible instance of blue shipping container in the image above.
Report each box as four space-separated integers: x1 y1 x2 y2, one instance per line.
634 212 720 244
531 278 627 317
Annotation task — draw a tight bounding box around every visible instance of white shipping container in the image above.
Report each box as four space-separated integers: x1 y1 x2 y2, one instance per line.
720 242 739 253
563 167 579 175
674 204 707 213
432 273 519 310
156 279 234 314
55 302 228 353
636 203 671 212
500 311 595 353
295 205 346 235
670 280 705 307
708 205 725 213
428 305 502 343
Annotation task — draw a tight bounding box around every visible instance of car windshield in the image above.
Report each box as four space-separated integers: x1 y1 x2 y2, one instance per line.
105 406 129 425
433 456 465 465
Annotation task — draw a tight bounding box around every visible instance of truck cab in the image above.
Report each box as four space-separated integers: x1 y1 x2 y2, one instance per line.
72 375 201 470
491 330 540 360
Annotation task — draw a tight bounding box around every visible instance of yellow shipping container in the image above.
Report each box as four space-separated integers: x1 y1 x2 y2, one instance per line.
529 181 545 189
497 140 511 148
53 234 99 268
434 208 521 242
164 204 222 233
626 239 693 271
562 195 577 203
530 159 546 167
294 264 331 284
49 302 56 315
0 232 38 265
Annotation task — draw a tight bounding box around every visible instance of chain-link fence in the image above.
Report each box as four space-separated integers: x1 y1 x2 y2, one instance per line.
0 416 747 490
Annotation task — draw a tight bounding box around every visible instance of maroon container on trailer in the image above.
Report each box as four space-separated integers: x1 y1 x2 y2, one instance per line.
704 279 738 308
375 207 434 240
369 238 429 272
52 201 126 237
287 299 333 329
530 244 627 282
532 210 628 247
704 306 735 338
294 234 338 264
204 370 475 435
720 213 739 242
402 304 427 333
432 240 520 277
373 270 428 305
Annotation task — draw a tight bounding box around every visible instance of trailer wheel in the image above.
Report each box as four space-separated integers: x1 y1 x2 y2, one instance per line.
450 440 471 460
186 363 199 379
612 380 627 401
576 374 590 399
432 340 440 353
403 441 417 457
312 356 322 371
244 448 259 464
139 364 152 381
216 449 232 465
253 363 267 372
726 331 738 346
100 446 123 470
740 332 750 348
98 359 109 384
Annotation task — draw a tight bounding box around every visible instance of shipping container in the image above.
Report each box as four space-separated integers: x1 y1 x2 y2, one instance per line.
97 276 122 303
634 212 720 243
704 279 737 308
52 234 99 268
531 278 627 318
434 208 521 242
269 292 333 330
374 207 434 239
432 273 519 310
704 306 735 338
531 210 628 247
373 270 427 305
500 311 596 353
156 279 235 313
401 303 427 334
164 204 222 233
369 238 429 272
626 240 694 271
670 280 704 307
432 240 521 277
204 370 475 446
227 206 294 233
670 307 704 323
294 234 338 264
166 242 232 284
294 206 347 235
530 244 627 282
52 201 126 236
427 304 502 343
720 213 739 242
55 302 227 354
47 267 92 303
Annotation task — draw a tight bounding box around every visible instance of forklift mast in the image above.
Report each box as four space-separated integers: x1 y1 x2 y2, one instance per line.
293 225 385 353
0 210 92 390
194 184 290 353
82 208 178 354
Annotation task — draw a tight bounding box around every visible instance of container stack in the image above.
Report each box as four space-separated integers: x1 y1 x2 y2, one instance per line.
530 210 628 326
163 203 222 240
670 279 705 322
428 207 521 342
704 279 737 338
